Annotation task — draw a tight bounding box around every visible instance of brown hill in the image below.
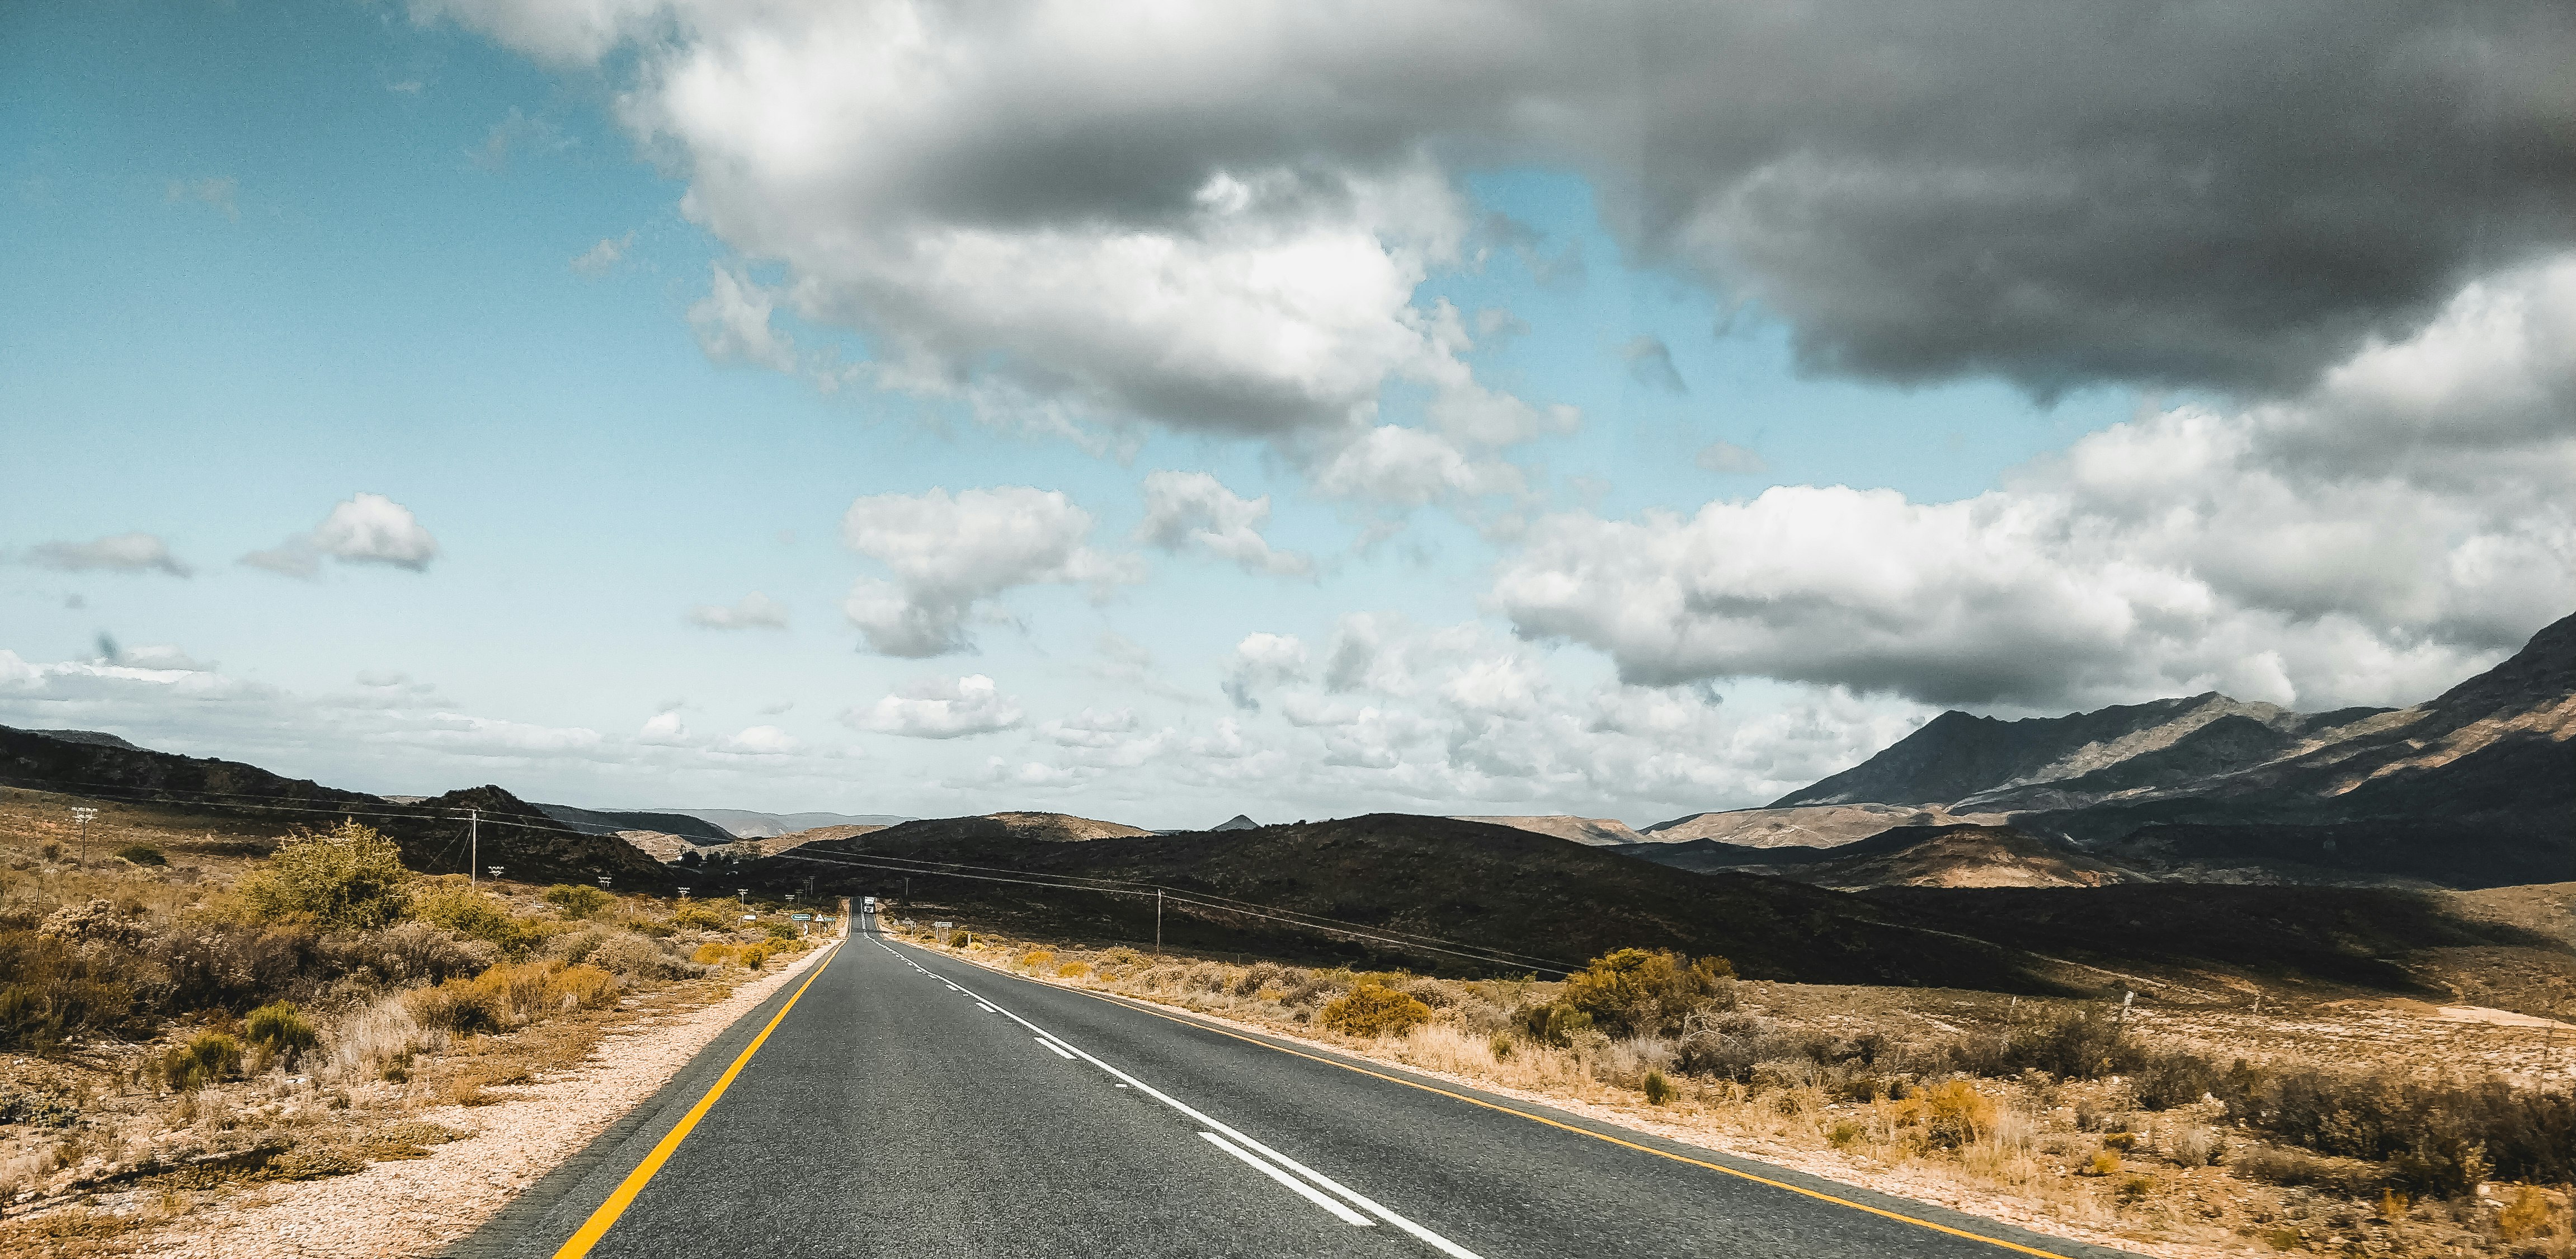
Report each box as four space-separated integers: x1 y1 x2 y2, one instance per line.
983 811 1155 840
1451 815 1645 845
0 726 669 887
1641 803 2002 848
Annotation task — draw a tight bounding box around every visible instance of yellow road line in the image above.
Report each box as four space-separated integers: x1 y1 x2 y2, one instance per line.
551 943 840 1258
1087 989 2081 1259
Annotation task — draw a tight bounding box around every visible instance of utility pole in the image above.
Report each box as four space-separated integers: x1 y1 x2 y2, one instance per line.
1156 887 1164 952
468 809 479 884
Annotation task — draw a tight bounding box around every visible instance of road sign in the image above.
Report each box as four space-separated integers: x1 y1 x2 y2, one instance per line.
741 913 757 921
792 913 812 921
934 920 954 931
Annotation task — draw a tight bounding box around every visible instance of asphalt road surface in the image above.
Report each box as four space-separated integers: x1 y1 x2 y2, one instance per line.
450 917 2137 1258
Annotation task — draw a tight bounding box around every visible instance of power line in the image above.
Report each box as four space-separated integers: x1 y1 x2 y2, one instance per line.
773 850 1575 974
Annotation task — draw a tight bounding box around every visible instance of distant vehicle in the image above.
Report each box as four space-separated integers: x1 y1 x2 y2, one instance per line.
862 896 877 906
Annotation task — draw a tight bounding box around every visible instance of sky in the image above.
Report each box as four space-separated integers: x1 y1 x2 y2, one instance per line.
3 1 2570 829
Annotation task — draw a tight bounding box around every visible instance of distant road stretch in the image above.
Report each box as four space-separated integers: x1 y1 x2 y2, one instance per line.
450 918 2136 1258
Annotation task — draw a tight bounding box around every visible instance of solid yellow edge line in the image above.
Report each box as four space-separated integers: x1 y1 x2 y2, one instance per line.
551 942 840 1259
1084 988 2079 1259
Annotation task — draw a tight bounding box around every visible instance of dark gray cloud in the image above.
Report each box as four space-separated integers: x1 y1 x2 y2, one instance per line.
437 0 2576 416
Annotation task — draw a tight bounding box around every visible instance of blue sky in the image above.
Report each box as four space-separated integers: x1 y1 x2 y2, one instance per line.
6 2 2568 828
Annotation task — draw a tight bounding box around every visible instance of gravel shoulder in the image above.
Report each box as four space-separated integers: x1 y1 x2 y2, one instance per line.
130 943 836 1259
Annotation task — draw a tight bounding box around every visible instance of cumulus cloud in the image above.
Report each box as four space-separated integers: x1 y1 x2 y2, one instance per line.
851 674 1025 738
241 494 441 578
840 486 1137 656
1135 471 1312 577
425 0 2573 413
1222 632 1308 711
687 591 789 630
1621 336 1686 393
1496 259 2576 710
571 231 635 276
26 532 190 577
715 724 799 755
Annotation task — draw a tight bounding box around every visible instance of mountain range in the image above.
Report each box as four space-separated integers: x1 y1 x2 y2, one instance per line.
1623 610 2574 889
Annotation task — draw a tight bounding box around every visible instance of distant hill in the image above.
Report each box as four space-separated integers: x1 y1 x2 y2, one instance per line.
1210 814 1259 831
747 812 2073 989
1693 610 2575 889
1642 803 2000 848
0 726 670 887
1452 815 1644 845
20 727 144 751
643 807 915 838
1617 824 2131 891
536 802 736 846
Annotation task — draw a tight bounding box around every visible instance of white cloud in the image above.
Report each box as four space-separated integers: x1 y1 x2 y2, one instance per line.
715 724 799 755
25 532 190 577
1496 258 2576 710
850 674 1025 739
1307 425 1524 508
471 105 572 171
689 264 797 372
841 486 1138 656
571 230 636 276
687 591 789 630
1135 471 1312 577
1222 632 1308 711
637 711 691 745
242 493 441 578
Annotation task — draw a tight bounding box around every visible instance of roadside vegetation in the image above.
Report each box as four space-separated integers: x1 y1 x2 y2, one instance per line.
897 920 2576 1258
0 791 819 1253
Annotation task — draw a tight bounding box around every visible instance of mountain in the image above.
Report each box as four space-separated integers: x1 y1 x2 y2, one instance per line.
0 726 669 887
1210 814 1260 831
20 727 143 751
1741 611 2576 888
1452 815 1645 845
535 802 737 846
645 807 916 838
1642 803 2001 848
1617 824 2131 891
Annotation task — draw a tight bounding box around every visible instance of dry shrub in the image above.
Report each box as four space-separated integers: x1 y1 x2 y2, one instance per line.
1056 961 1091 979
693 939 786 969
1885 1079 1996 1150
319 921 493 985
322 993 433 1082
2220 1063 2571 1196
668 903 729 931
588 932 686 979
413 884 549 955
1320 980 1433 1038
404 961 621 1035
2231 1145 2388 1197
0 929 136 1052
1019 950 1056 969
2498 1186 2558 1243
2164 1121 2224 1167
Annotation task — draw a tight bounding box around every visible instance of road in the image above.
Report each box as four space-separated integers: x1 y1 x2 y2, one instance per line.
450 918 2137 1258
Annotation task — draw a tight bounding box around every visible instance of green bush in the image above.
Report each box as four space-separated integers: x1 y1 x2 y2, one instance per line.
668 903 728 931
2001 1002 2134 1079
1520 1000 1596 1046
1557 948 1735 1039
244 1001 318 1066
762 920 798 941
116 844 167 866
161 1032 243 1092
1318 980 1433 1038
542 884 615 919
414 884 548 955
1642 1070 1677 1105
236 821 413 929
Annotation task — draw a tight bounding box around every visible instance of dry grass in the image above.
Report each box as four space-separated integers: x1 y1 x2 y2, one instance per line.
899 918 2576 1259
0 791 822 1254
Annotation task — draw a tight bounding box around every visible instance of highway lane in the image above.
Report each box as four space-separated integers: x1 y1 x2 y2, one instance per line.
453 918 2140 1258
